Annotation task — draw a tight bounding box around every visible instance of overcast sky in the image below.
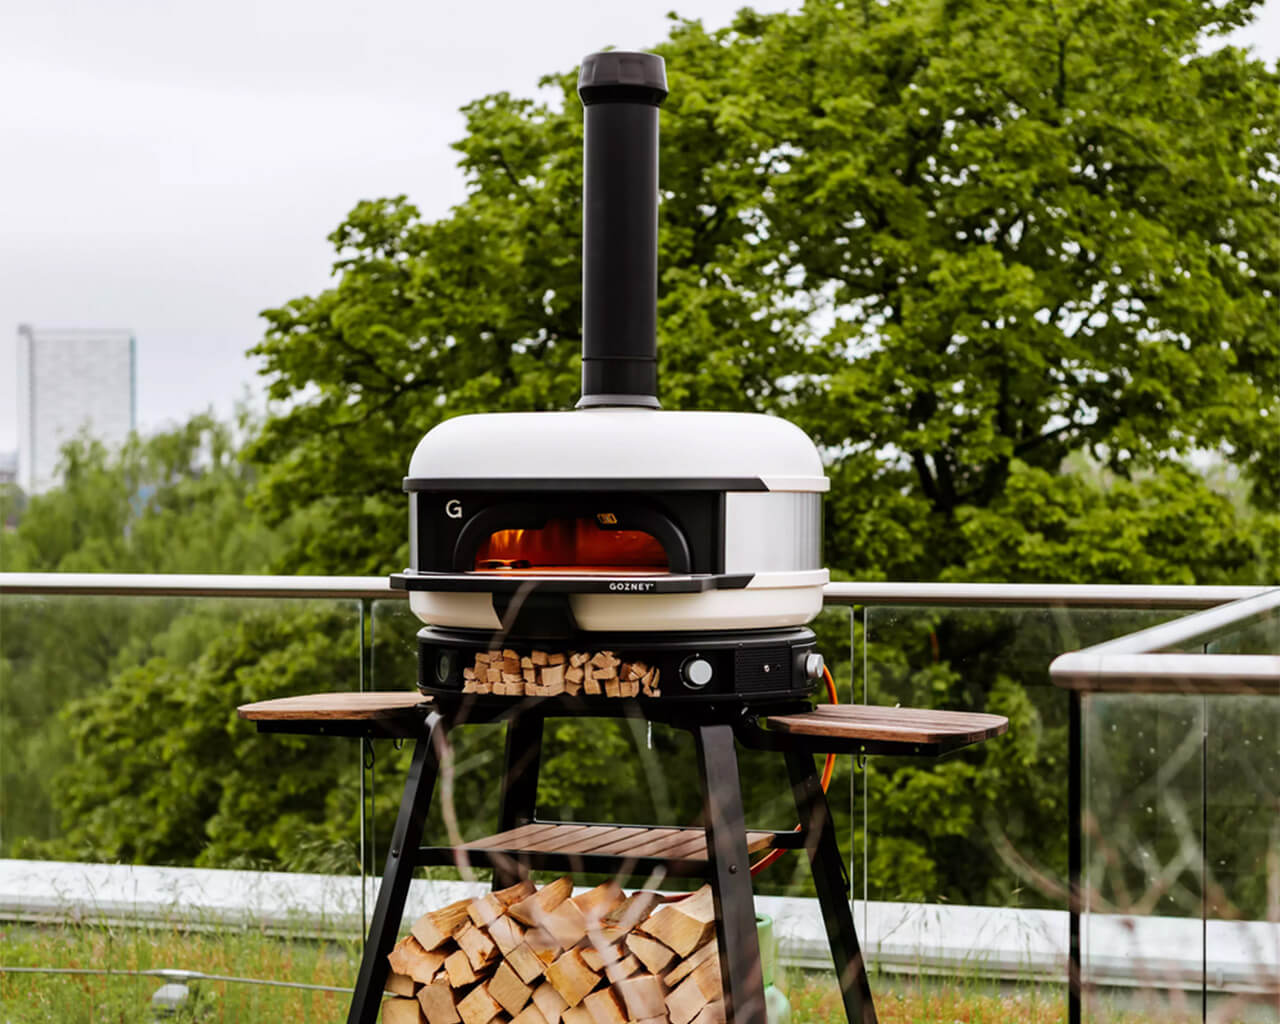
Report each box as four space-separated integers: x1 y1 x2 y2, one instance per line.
2 0 1276 453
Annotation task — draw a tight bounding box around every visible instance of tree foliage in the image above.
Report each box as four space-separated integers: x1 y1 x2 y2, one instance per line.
248 0 1278 584
5 0 1278 908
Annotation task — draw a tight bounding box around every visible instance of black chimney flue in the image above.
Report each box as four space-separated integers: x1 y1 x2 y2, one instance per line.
576 51 668 409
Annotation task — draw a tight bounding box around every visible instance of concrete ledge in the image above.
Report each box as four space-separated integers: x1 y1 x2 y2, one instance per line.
2 860 1276 997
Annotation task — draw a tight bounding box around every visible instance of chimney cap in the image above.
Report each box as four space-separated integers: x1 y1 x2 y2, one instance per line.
578 51 668 106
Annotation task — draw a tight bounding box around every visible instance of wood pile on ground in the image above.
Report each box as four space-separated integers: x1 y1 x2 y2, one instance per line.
463 650 661 699
382 879 725 1024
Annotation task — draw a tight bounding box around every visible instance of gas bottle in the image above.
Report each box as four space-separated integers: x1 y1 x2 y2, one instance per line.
756 913 792 1024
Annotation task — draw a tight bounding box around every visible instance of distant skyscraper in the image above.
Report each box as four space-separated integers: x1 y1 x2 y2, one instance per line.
16 325 136 495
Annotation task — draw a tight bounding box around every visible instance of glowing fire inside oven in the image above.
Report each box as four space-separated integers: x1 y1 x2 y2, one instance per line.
474 516 668 574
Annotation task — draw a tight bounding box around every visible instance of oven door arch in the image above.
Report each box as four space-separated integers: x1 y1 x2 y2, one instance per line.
451 501 692 576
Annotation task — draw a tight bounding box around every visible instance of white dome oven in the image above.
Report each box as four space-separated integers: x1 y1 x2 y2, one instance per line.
391 52 829 708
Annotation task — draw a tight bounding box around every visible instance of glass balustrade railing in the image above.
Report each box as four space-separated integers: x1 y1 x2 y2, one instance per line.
1053 590 1280 1023
0 591 365 872
1 574 1273 1021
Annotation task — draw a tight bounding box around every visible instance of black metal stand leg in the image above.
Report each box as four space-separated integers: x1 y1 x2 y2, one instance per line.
492 711 544 888
694 723 767 1024
784 748 878 1024
348 712 446 1024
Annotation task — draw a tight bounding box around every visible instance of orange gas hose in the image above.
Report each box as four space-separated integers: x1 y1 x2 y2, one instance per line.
747 663 839 876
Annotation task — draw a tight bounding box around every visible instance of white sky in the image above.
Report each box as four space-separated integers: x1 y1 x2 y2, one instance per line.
1 0 1276 453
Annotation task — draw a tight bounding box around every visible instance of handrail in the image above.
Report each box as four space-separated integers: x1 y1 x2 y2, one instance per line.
0 573 396 600
820 581 1268 609
1 573 1270 609
1050 588 1280 694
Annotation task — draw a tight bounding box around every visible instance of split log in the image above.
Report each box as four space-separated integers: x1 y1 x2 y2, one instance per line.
512 1005 551 1024
690 1001 726 1024
468 880 536 928
571 881 624 923
525 927 561 967
383 996 425 1024
488 915 526 956
544 897 587 949
388 934 446 984
663 939 718 988
418 980 462 1024
603 954 640 984
625 933 675 976
561 1007 593 1024
544 948 601 1007
508 876 573 926
488 961 534 1017
386 971 416 998
578 942 622 974
582 986 628 1024
639 885 716 957
599 891 661 939
614 974 666 1020
457 983 505 1024
531 981 569 1024
444 949 480 989
665 955 722 1024
532 650 549 666
456 921 499 972
505 940 548 985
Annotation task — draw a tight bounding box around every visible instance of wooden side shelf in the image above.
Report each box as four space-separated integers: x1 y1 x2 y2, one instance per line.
237 691 1009 755
238 691 431 738
757 704 1008 756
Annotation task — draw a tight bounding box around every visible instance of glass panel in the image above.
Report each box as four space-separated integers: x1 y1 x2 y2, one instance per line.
857 606 1180 975
0 593 363 875
1205 695 1279 1021
1085 693 1205 1022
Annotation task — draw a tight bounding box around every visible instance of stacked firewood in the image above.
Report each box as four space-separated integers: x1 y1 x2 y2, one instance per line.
382 879 724 1024
463 651 662 699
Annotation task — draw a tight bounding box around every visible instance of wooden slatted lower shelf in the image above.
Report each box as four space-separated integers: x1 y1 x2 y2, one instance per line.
418 822 796 879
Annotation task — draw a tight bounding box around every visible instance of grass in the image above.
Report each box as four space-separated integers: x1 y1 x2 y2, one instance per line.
0 923 356 1022
0 924 1252 1023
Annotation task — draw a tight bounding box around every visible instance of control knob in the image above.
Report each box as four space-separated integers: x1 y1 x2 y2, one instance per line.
680 655 714 690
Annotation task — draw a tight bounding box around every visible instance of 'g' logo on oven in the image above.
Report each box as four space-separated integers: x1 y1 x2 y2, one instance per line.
445 499 462 519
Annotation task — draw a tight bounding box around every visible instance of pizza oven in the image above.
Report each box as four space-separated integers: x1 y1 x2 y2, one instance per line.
391 52 829 707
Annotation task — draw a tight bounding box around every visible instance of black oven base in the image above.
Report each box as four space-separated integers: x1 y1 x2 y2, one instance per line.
414 624 820 709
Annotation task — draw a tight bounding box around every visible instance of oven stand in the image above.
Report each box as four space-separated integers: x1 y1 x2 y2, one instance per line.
239 692 1005 1024
344 707 876 1024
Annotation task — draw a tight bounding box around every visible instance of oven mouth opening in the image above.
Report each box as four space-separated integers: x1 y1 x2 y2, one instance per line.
474 516 669 575
452 503 693 576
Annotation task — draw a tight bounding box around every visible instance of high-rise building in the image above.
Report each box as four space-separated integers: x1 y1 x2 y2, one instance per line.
16 325 137 495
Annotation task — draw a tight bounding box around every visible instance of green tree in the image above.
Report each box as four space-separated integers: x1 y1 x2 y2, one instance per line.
249 0 1278 583
0 415 296 857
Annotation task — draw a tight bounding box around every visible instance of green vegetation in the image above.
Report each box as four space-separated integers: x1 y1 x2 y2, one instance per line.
1 0 1277 928
0 924 1212 1022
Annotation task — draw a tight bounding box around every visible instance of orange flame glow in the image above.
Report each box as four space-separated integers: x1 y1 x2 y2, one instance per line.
475 516 667 574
